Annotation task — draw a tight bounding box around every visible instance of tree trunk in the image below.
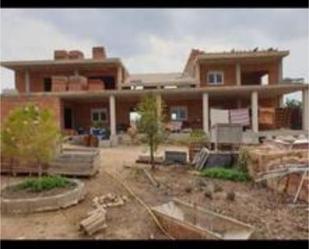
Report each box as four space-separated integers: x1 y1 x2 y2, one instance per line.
150 136 155 170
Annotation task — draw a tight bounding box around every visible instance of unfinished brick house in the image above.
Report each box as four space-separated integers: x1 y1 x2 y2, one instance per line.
1 46 308 144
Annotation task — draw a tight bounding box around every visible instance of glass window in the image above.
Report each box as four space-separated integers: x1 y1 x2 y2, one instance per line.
170 107 187 121
92 112 99 121
207 71 224 85
208 74 215 83
91 108 108 123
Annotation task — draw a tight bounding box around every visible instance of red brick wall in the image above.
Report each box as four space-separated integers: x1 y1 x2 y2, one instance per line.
1 95 62 129
199 60 280 87
241 60 280 85
164 99 203 129
200 63 236 87
65 101 109 131
60 95 280 133
15 67 118 93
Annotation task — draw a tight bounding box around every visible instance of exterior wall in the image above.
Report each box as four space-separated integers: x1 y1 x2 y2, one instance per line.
240 60 280 85
15 70 75 93
15 67 118 94
199 60 280 87
164 99 203 129
116 100 139 127
65 101 109 131
1 95 62 129
61 95 281 133
200 63 236 87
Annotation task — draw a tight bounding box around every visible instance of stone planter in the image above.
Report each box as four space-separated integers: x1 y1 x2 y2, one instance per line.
1 179 86 214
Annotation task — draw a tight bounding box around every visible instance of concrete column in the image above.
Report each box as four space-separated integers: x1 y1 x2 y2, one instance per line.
25 70 30 93
251 91 259 133
202 93 209 134
278 58 283 83
109 95 116 136
302 88 309 131
117 66 122 90
195 62 201 87
236 63 241 86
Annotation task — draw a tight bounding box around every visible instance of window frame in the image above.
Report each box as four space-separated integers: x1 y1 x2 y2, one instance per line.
91 108 108 123
207 71 224 85
170 106 188 121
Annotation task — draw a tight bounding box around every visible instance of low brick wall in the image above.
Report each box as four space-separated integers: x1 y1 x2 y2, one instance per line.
247 147 308 202
1 95 62 129
1 179 86 214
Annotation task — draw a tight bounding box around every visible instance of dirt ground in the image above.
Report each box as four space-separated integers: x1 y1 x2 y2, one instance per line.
1 144 308 240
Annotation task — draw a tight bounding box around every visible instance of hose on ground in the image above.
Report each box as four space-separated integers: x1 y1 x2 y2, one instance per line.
103 169 175 240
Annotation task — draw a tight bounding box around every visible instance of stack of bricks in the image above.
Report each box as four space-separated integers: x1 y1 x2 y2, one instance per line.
51 76 68 92
275 108 292 129
247 148 309 202
54 50 69 60
88 79 105 91
92 47 106 59
68 75 88 91
68 50 84 60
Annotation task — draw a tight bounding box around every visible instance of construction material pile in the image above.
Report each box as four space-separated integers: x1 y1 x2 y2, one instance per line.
245 144 308 203
80 193 129 236
263 135 308 150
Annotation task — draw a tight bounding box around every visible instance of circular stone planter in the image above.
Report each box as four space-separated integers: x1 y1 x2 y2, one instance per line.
1 179 86 214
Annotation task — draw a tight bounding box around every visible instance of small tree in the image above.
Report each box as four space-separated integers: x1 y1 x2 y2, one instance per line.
136 94 165 170
1 104 60 177
285 98 302 108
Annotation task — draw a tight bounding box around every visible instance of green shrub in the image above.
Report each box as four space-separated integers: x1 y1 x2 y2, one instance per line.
189 129 209 144
236 147 250 173
1 104 60 175
15 175 72 192
201 168 250 182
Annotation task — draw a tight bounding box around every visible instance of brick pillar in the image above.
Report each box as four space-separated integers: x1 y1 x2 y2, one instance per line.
25 70 30 93
202 93 209 134
236 63 241 86
302 88 309 131
251 91 259 133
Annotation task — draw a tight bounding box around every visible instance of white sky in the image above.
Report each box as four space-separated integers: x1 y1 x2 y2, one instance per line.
1 9 308 100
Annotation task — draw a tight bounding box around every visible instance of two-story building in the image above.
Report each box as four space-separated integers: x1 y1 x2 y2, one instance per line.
1 46 308 144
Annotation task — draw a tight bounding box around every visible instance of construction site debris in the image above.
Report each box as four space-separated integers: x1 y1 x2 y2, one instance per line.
80 207 107 236
80 193 129 236
136 155 164 165
143 169 160 188
151 198 255 240
246 146 309 203
226 191 236 201
193 147 209 170
164 150 187 165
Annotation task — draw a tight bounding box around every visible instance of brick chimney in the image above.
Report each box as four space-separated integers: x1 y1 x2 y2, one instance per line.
92 46 106 59
68 50 84 60
54 50 69 60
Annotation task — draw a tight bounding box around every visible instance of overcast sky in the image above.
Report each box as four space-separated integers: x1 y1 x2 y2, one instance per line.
0 9 308 99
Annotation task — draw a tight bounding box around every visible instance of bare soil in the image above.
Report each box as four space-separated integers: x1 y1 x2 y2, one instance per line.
1 144 308 240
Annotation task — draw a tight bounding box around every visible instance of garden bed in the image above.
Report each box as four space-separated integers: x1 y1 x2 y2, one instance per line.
1 178 86 214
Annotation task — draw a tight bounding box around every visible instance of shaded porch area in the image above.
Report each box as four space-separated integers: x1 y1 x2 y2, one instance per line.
58 84 308 145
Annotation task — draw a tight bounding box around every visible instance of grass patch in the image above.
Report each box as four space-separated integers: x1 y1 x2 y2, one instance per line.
15 175 73 192
201 168 250 182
